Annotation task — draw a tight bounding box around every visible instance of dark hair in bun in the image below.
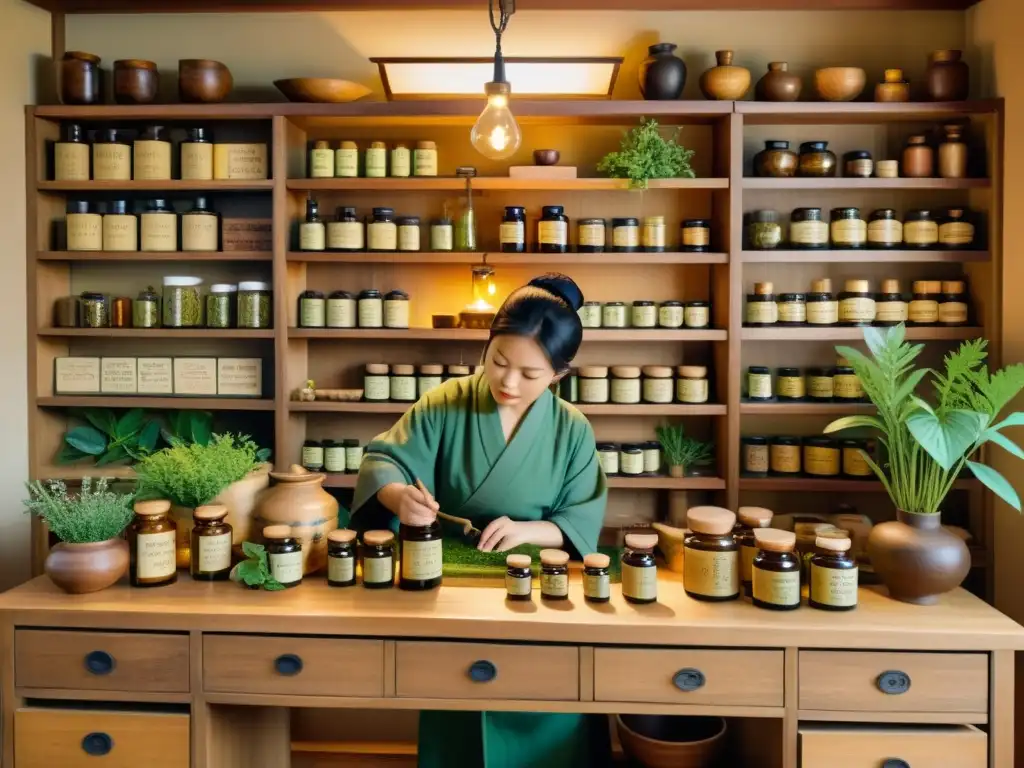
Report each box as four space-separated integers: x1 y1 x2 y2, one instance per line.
489 273 584 372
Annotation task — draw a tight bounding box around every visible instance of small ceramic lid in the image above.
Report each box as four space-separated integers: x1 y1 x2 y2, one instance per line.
506 554 532 569
677 365 708 378
194 503 228 521
754 528 796 552
810 278 833 293
610 366 641 379
539 548 570 566
737 506 774 528
844 279 870 293
365 363 390 375
816 534 852 552
134 499 171 516
579 366 609 378
942 280 965 293
753 282 774 295
687 506 737 536
391 364 415 376
419 363 444 375
624 533 659 550
641 365 673 378
314 140 331 150
328 528 357 544
880 279 902 294
364 530 395 546
263 525 293 540
584 553 611 569
913 280 942 294
340 140 358 149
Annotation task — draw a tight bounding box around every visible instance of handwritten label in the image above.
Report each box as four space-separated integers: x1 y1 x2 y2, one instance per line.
684 547 738 598
101 357 138 394
329 555 355 583
137 531 176 579
622 563 657 601
137 358 173 394
402 539 442 581
198 533 232 573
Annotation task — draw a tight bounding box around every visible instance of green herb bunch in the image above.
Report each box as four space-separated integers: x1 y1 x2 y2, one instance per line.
656 423 713 468
134 433 266 509
597 118 696 189
24 477 136 543
230 541 285 591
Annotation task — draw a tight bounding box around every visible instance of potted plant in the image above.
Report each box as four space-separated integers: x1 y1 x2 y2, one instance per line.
825 325 1024 604
597 118 696 189
24 477 135 594
656 424 713 478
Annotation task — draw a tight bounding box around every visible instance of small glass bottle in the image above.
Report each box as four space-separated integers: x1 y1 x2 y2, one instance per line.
746 210 782 250
681 219 711 252
181 127 214 180
683 506 739 602
390 364 417 403
777 367 805 401
327 290 356 328
830 207 867 249
505 554 533 601
579 301 602 329
751 529 801 611
54 123 90 181
684 301 711 329
868 209 903 249
417 364 444 398
909 280 941 325
344 439 363 473
190 503 233 582
335 140 359 178
103 200 138 252
140 199 178 252
875 278 908 326
430 218 453 251
808 534 858 611
621 533 658 604
631 300 656 329
610 366 641 405
843 150 873 178
365 141 387 178
538 206 569 253
807 367 834 402
597 443 619 476
66 200 102 251
362 530 395 589
327 206 365 252
110 296 132 329
602 301 627 329
658 300 683 329
642 216 666 252
938 280 969 326
133 124 172 181
80 292 108 328
364 364 391 402
677 365 709 404
384 290 410 329
619 444 644 476
838 279 875 326
742 436 769 477
776 293 806 326
323 439 346 473
500 206 526 253
133 286 159 328
264 525 303 588
611 217 640 253
397 217 421 251
806 278 838 326
641 366 673 405
238 281 272 329
390 142 411 178
298 290 326 328
301 439 324 471
903 210 939 249
577 218 606 253
129 499 178 588
327 529 357 587
539 549 570 601
414 141 438 176
206 284 237 329
162 276 202 327
400 519 443 591
583 553 611 603
735 506 773 594
92 128 131 181
182 196 219 252
368 208 397 252
770 436 802 475
745 282 777 326
939 208 976 249
300 199 326 252
358 289 384 328
789 208 828 249
747 366 772 401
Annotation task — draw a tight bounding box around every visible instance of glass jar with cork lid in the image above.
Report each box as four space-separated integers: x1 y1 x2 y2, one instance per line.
309 140 334 178
875 279 908 326
129 499 177 588
505 554 533 601
684 506 739 602
364 363 391 402
641 366 673 404
808 534 858 611
938 280 969 326
806 278 839 326
677 365 709 404
414 141 438 176
735 506 773 596
909 280 941 325
362 530 395 589
579 366 610 404
751 529 801 611
622 532 658 604
399 517 443 591
610 366 642 405
190 503 233 581
539 549 570 601
745 282 777 326
838 279 875 326
583 553 611 603
327 529 357 587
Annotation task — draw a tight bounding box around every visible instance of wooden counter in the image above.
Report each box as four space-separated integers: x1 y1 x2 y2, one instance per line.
1 575 1021 767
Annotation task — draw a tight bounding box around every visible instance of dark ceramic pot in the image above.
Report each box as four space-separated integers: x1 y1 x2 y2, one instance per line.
639 43 687 101
755 62 802 102
114 59 159 105
867 510 971 605
797 141 837 177
60 51 102 105
44 538 129 594
926 50 969 102
753 140 798 177
179 59 233 103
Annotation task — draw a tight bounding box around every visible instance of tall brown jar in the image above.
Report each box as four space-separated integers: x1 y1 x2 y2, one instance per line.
190 504 233 581
925 49 969 102
902 135 934 178
61 51 101 105
938 123 968 179
128 500 178 588
683 506 739 602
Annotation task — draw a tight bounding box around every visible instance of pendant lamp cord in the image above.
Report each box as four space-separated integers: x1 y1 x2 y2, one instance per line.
489 0 514 84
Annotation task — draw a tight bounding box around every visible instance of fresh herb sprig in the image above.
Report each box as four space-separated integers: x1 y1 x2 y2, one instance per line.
231 541 285 591
597 118 696 189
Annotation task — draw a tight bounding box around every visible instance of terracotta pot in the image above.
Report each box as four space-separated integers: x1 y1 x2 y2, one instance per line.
753 140 798 177
114 59 158 104
755 62 802 102
616 714 725 768
875 68 910 102
639 43 687 101
253 465 339 574
867 509 971 605
668 464 685 478
60 51 102 105
214 463 272 556
926 49 969 102
699 50 750 101
178 59 233 103
45 538 129 594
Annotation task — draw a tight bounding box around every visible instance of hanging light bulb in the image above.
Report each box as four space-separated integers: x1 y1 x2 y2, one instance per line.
471 0 521 161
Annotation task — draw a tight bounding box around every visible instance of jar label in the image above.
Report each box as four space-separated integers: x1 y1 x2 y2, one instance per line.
67 214 102 251
834 374 863 399
401 538 442 581
658 305 683 328
683 547 738 598
643 378 674 404
579 305 602 328
327 222 365 250
301 445 324 468
684 306 710 328
359 299 383 327
54 142 90 181
541 572 568 597
364 555 393 584
744 444 768 474
808 376 834 399
938 301 968 324
270 550 303 584
830 219 867 245
678 378 709 404
643 448 661 474
335 148 359 177
391 376 417 401
103 216 138 251
622 562 657 601
847 159 873 177
398 226 420 251
418 376 443 398
868 219 903 245
740 544 757 583
182 213 218 251
805 446 840 476
506 572 532 596
133 301 158 328
753 567 801 607
391 147 411 177
908 299 939 323
181 143 214 180
584 572 610 600
904 220 939 245
790 220 828 245
610 378 641 404
431 226 453 251
745 301 777 324
875 301 909 323
136 530 176 579
612 225 639 248
579 378 609 404
93 143 132 181
631 305 656 327
368 222 397 251
141 213 178 252
327 298 356 328
682 226 710 247
500 221 525 245
810 562 858 607
939 222 975 246
539 220 567 245
643 223 665 249
777 376 805 398
578 223 605 247
778 301 806 323
329 555 355 583
843 446 872 477
602 305 626 327
414 149 438 177
806 300 839 325
770 445 801 473
839 297 875 323
620 451 644 476
385 300 410 329
300 298 326 327
198 532 232 573
324 447 346 472
365 148 387 177
346 445 364 471
134 139 172 180
364 374 390 401
748 372 772 399
300 223 326 251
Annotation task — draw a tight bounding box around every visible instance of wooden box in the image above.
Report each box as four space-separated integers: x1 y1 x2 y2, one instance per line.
54 357 100 395
221 218 273 252
214 143 268 180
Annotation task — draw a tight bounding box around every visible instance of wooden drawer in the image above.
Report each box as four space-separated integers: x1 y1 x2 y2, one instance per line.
204 634 384 697
799 651 988 714
395 641 578 701
15 629 190 694
15 707 189 768
594 648 783 707
800 724 986 767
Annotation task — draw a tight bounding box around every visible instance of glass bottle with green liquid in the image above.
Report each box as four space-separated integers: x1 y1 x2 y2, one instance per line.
456 166 477 251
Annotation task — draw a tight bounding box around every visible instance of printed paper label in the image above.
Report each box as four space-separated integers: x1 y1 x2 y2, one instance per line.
363 555 393 584
401 539 442 581
683 548 738 598
506 573 532 596
752 568 800 607
810 562 858 607
622 563 657 601
54 143 89 181
327 298 356 328
198 533 232 573
329 556 355 583
584 573 610 600
270 550 303 584
181 143 214 180
541 572 568 597
137 531 176 579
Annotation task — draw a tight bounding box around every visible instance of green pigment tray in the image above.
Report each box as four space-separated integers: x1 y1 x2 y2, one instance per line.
439 537 622 583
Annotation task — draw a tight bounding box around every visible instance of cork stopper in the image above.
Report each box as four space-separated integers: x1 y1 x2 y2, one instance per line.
447 365 471 375
391 364 415 376
753 281 774 295
641 365 673 378
539 548 570 566
942 280 965 294
134 499 171 516
370 141 387 149
610 366 641 379
363 529 395 546
796 522 839 539
340 140 358 150
913 280 942 294
313 140 331 150
579 366 609 378
584 553 611 569
677 365 708 378
624 533 659 550
328 528 357 544
194 503 228 521
811 278 833 293
419 363 444 375
844 279 870 293
754 528 796 553
687 506 737 536
366 363 390 375
263 525 293 540
816 534 852 552
737 506 774 528
506 554 532 569
880 279 901 294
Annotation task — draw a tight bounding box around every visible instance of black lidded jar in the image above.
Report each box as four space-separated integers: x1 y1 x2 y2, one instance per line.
903 209 939 249
577 218 606 253
789 207 829 250
538 205 569 254
611 217 640 253
867 208 903 249
399 520 443 591
500 206 526 253
830 207 867 249
327 528 358 587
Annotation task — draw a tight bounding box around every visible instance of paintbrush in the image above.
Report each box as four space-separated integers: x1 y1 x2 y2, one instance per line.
414 478 482 544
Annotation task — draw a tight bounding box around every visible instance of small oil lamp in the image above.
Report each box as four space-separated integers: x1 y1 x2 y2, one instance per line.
459 265 497 329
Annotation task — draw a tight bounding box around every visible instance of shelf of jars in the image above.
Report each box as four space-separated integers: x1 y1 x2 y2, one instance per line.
38 250 274 262
739 249 988 263
741 326 983 342
38 327 276 339
289 401 727 416
742 178 990 191
739 476 980 493
735 99 1003 123
287 251 730 265
319 473 727 491
38 180 274 192
739 401 875 415
286 178 730 192
37 396 276 411
290 327 728 342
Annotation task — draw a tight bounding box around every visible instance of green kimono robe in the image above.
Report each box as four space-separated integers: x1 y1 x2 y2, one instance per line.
351 372 610 768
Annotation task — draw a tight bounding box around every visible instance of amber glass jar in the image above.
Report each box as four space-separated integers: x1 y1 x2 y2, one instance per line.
789 208 828 249
808 535 858 611
777 293 806 326
622 533 658 604
867 209 903 249
903 210 939 249
399 520 443 591
770 436 802 475
806 278 839 327
643 215 666 251
264 525 303 588
833 362 865 402
129 500 178 588
576 218 606 253
939 208 976 249
841 438 874 479
798 141 837 177
804 437 840 477
751 529 801 611
875 278 908 326
505 554 532 601
839 279 875 326
830 208 867 249
583 553 611 603
684 506 739 602
327 528 357 587
745 281 777 326
903 134 935 178
734 506 773 594
681 219 711 252
909 280 941 325
938 280 969 326
362 530 395 589
742 436 769 477
190 503 232 581
540 549 570 601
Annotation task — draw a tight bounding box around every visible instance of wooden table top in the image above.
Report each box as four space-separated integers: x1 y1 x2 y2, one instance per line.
2 575 1022 651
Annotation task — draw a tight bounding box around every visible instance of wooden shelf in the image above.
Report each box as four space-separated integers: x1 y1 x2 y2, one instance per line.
741 326 984 342
740 401 875 415
287 177 729 192
38 250 273 262
39 327 276 339
740 249 989 264
737 99 1002 124
321 473 726 490
740 476 978 493
290 328 728 342
289 251 729 265
743 177 990 190
34 464 137 481
38 180 274 192
37 396 275 411
290 401 726 416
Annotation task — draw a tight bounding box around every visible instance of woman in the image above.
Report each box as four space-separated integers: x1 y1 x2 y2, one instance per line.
351 274 609 768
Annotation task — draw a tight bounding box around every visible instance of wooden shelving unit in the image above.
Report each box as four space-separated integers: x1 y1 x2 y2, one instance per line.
288 251 730 265
38 251 274 262
740 249 989 263
741 326 985 342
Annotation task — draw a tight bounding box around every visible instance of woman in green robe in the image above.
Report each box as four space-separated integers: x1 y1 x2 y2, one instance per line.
351 274 610 768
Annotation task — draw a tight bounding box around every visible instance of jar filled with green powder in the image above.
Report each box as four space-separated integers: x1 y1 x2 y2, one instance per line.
237 281 272 329
133 286 160 328
80 292 108 328
162 276 204 328
205 284 237 329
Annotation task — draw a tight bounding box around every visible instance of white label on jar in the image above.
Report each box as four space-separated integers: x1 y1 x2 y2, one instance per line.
365 148 386 177
398 225 420 251
682 226 710 247
631 305 656 327
908 299 939 323
368 222 397 251
580 378 609 404
300 222 325 251
746 301 777 324
685 305 710 328
810 562 857 607
310 148 334 178
620 450 643 475
133 139 172 180
839 297 875 323
904 220 939 246
327 298 355 328
414 149 437 177
141 212 178 251
181 143 214 180
329 555 354 583
611 378 641 404
359 298 383 328
384 300 409 329
868 219 903 245
302 445 324 467
103 216 137 251
752 568 800 607
335 148 358 177
346 446 363 471
678 377 708 404
364 374 390 401
579 305 602 328
500 221 524 245
847 159 873 177
55 143 90 181
831 219 867 245
541 572 568 597
67 214 102 251
683 547 738 598
391 147 411 177
182 213 218 251
136 531 176 579
939 222 975 246
430 225 453 251
270 550 303 584
807 300 839 325
597 450 619 475
748 372 772 398
538 220 567 246
401 538 442 580
612 225 639 248
643 448 661 474
740 544 758 583
584 572 610 600
938 301 968 324
93 143 132 180
198 532 232 573
364 555 393 584
790 220 828 245
391 376 416 401
327 221 364 250
834 375 863 400
622 563 657 601
778 301 806 323
324 447 346 473
578 223 605 247
418 376 443 397
875 301 908 323
643 222 665 249
643 378 673 404
506 572 532 596
301 298 325 327
659 305 683 328
602 305 626 328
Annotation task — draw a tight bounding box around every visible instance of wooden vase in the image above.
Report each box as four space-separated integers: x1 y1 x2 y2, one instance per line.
926 49 969 102
699 50 750 101
755 62 802 102
875 68 910 103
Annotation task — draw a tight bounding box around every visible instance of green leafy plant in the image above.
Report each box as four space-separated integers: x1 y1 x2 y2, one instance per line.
161 410 214 447
597 118 696 189
825 324 1024 514
59 408 161 466
134 433 267 509
230 541 284 591
23 477 135 543
656 423 713 468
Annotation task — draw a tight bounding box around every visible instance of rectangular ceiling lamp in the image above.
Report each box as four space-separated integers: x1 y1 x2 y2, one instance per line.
371 57 622 100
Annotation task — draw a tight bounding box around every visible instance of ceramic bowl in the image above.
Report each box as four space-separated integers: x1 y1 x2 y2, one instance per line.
178 59 233 103
616 714 726 768
814 67 866 102
274 78 371 103
533 149 560 166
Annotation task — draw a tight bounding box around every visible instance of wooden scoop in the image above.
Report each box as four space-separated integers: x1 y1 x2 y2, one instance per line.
415 478 481 544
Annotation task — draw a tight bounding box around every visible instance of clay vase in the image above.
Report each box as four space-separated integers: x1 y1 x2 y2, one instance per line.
754 140 798 177
114 59 158 104
867 510 971 605
60 51 102 105
213 463 272 557
639 43 687 101
875 68 910 102
178 59 233 103
699 50 750 101
45 538 129 594
926 49 969 102
253 465 339 574
755 62 802 102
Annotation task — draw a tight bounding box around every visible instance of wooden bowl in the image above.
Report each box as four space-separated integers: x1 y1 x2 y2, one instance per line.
179 59 233 103
274 78 371 103
533 149 560 166
814 67 866 102
113 59 158 104
616 714 726 768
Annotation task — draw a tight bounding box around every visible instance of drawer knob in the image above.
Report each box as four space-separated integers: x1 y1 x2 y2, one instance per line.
882 760 910 768
672 668 706 692
876 670 911 695
469 660 497 683
274 653 304 676
82 732 113 756
84 650 115 676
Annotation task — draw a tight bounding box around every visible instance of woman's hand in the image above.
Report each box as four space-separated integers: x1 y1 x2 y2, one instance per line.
478 518 564 552
377 483 439 526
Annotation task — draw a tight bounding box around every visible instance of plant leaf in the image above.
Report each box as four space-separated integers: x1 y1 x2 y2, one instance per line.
823 415 886 434
189 411 214 446
65 426 108 456
115 408 147 439
909 395 936 416
137 419 161 454
906 409 986 471
968 460 1022 511
262 578 286 591
95 443 130 467
981 429 1024 460
56 443 90 464
242 540 265 559
893 367 930 406
74 408 119 438
991 412 1024 432
236 559 264 586
862 325 890 359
